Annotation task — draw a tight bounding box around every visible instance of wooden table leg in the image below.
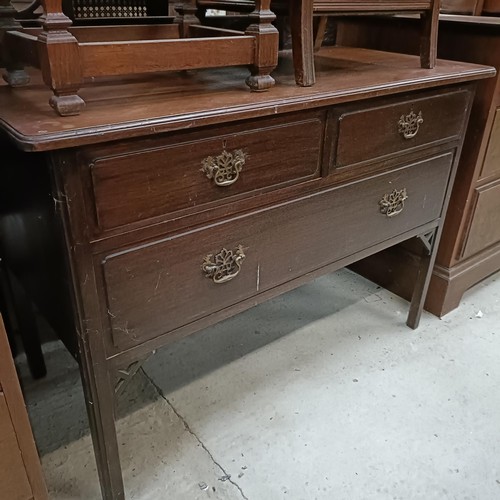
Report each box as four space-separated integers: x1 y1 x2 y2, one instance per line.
407 229 438 329
289 0 315 87
80 356 125 500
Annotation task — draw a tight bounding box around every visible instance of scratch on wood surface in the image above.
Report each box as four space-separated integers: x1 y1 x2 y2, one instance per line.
114 321 137 340
256 264 260 292
154 271 163 292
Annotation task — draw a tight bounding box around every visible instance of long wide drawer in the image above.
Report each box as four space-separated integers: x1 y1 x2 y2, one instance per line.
102 152 454 352
89 111 325 231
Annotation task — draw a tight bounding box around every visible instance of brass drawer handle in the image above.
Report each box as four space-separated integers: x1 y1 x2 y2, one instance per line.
379 188 408 218
202 245 246 284
201 149 246 187
398 110 423 139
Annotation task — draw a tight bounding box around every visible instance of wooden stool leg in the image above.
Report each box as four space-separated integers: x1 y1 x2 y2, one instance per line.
420 0 439 69
37 0 85 116
289 0 315 86
407 229 438 329
0 0 30 86
174 0 200 38
245 0 279 91
313 15 327 52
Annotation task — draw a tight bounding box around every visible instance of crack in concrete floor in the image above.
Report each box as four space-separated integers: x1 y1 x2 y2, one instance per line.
142 368 250 500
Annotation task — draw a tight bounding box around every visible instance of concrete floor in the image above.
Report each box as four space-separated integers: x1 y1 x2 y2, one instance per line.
18 268 500 500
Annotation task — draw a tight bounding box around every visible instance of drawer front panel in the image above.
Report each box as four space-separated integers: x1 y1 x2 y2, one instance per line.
91 114 324 230
334 90 468 169
102 152 453 352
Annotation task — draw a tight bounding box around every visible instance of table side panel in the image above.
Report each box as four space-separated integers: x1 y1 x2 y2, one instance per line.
479 107 500 180
462 178 500 258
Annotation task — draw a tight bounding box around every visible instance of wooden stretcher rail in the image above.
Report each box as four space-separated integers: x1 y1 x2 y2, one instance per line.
80 37 256 78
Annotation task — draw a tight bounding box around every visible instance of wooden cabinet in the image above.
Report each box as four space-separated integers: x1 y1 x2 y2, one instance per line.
0 316 47 500
0 47 493 499
337 15 500 316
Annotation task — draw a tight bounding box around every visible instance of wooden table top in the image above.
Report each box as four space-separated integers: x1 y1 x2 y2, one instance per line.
0 46 495 152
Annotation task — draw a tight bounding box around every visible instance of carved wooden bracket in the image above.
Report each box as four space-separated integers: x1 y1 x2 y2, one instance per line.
112 350 156 395
417 229 437 256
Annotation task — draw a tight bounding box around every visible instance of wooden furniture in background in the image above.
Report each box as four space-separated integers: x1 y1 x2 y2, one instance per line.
313 0 440 69
483 0 500 14
61 0 170 23
0 257 46 380
0 0 283 116
337 14 500 316
1 0 441 116
198 0 440 85
441 0 483 13
0 314 48 500
441 0 500 14
0 48 493 499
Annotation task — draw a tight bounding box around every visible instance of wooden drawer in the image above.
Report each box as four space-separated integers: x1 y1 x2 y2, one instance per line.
89 112 325 231
332 89 469 169
101 151 453 353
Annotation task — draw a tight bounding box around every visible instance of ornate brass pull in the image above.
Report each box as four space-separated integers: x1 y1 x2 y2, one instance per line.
202 245 246 284
398 110 423 139
201 149 246 187
379 188 408 218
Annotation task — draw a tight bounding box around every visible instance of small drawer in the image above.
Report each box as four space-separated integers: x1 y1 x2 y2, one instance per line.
332 89 470 169
89 112 325 231
101 151 453 353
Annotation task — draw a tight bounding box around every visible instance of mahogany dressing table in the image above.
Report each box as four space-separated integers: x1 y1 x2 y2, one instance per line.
0 47 494 499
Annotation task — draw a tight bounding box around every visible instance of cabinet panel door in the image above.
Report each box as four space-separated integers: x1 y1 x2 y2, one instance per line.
480 108 500 180
462 179 500 258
